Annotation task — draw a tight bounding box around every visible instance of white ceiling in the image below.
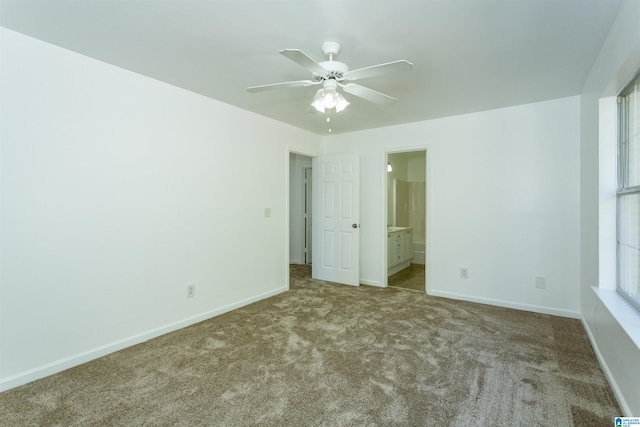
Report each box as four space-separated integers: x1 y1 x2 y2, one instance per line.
0 0 622 136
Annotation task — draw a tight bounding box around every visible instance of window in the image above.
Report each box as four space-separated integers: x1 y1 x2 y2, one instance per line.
618 69 640 312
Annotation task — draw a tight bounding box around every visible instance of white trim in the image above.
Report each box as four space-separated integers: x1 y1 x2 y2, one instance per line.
425 149 432 295
300 165 312 264
428 290 581 319
592 286 640 350
285 146 291 291
382 151 389 286
360 279 383 287
388 260 411 276
0 286 288 392
581 312 632 416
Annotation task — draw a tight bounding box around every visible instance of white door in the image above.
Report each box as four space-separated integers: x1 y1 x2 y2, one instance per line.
312 153 360 286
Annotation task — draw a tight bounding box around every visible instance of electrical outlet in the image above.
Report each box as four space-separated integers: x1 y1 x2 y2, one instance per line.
187 284 195 298
535 276 546 289
460 268 469 279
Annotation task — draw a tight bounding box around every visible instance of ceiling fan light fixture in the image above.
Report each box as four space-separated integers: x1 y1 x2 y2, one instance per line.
311 80 350 113
322 89 338 109
311 89 326 113
334 92 349 112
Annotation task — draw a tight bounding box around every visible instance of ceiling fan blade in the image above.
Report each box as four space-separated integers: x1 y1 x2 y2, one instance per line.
279 49 327 75
246 80 315 93
342 83 397 106
346 60 414 81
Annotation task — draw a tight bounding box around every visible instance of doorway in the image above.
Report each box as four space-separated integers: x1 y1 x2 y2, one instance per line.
289 153 313 266
386 150 427 291
289 151 361 287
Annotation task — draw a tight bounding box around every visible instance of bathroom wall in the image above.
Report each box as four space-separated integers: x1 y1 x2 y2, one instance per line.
394 180 411 227
411 181 427 243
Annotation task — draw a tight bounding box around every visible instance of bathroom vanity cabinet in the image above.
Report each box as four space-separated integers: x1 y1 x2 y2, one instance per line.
387 227 413 276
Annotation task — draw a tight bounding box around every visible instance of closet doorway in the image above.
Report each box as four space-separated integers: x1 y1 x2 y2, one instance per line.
289 153 313 266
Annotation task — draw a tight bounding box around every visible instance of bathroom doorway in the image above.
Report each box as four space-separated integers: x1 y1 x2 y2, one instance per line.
386 150 427 291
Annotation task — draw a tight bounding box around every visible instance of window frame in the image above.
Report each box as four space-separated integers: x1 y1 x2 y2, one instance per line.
617 67 640 313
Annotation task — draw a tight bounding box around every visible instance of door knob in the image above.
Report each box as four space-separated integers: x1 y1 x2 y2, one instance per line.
352 223 359 228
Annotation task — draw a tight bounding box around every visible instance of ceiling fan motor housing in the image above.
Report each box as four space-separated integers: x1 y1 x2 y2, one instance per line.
314 61 349 82
312 41 349 82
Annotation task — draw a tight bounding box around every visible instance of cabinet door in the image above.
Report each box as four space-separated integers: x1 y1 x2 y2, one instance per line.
403 230 413 261
399 232 406 260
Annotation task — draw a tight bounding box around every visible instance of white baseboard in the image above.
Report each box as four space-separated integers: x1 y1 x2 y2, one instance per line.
0 286 288 392
580 314 631 416
412 252 425 264
360 279 383 287
387 261 411 276
428 290 580 319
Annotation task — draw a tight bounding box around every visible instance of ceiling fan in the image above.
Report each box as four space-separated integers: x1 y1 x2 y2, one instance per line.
247 41 413 120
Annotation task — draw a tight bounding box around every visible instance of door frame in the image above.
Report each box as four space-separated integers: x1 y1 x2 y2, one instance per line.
286 147 317 290
303 166 313 264
382 146 431 292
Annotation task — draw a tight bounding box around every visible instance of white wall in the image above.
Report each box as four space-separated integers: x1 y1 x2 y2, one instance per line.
579 0 640 416
324 96 581 318
0 28 322 390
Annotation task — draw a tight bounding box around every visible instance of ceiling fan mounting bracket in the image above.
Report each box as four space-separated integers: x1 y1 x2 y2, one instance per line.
321 41 342 59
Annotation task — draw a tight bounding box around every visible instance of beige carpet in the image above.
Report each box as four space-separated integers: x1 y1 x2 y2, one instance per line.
0 265 621 426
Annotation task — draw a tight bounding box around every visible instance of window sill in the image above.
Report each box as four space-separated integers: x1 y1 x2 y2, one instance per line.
592 286 640 350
